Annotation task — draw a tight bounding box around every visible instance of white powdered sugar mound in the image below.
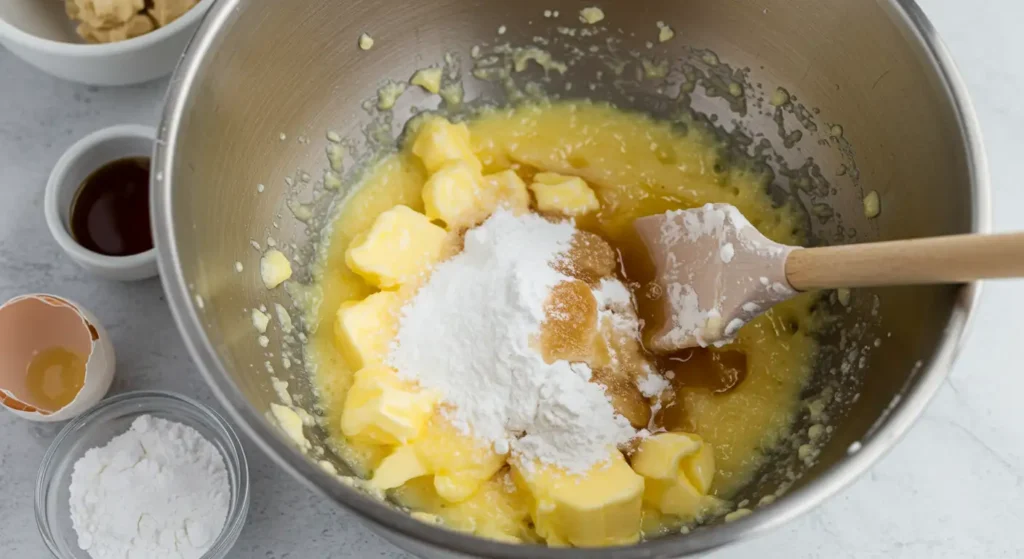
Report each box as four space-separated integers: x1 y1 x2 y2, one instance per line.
68 415 229 559
388 209 636 473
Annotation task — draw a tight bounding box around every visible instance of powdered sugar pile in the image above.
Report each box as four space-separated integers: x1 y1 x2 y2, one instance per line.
68 415 229 559
593 278 670 401
388 209 636 473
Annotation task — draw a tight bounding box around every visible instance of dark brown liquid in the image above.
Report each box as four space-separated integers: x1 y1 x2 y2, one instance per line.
653 349 748 432
660 348 748 393
70 157 153 257
608 226 669 345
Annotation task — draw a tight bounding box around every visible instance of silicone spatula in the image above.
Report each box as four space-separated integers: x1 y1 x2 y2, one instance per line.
633 203 1024 352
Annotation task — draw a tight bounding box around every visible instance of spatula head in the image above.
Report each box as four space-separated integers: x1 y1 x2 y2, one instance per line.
633 203 797 352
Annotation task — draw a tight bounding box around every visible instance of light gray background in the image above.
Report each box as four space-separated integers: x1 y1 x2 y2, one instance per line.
2 0 1021 557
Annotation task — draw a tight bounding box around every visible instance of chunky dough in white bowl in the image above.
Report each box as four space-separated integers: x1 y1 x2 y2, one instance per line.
0 0 214 86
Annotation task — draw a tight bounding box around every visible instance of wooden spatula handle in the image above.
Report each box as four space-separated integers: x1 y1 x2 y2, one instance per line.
785 232 1024 291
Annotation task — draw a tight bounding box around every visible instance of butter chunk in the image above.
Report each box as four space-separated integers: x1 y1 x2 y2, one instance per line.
334 291 404 369
260 249 292 289
530 172 600 216
412 117 482 174
341 367 438 446
410 511 443 525
413 417 506 503
484 170 531 213
377 80 407 111
372 445 429 490
411 67 443 94
438 474 531 542
512 450 643 547
271 403 310 450
422 162 493 229
579 7 605 24
863 190 881 219
251 308 271 333
358 32 374 50
345 205 448 288
631 432 716 519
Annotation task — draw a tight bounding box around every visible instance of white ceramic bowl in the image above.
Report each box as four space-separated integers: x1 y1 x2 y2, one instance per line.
45 124 159 281
0 0 215 86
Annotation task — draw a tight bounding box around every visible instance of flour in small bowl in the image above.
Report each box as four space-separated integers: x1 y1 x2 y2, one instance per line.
388 209 637 474
68 415 230 559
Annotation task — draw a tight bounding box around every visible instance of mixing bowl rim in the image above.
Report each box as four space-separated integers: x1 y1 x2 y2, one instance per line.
151 0 989 556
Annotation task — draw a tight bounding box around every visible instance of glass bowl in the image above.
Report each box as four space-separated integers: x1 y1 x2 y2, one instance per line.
35 391 250 558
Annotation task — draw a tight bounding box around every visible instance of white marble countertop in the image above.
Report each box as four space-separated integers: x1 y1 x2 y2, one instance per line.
2 0 1021 557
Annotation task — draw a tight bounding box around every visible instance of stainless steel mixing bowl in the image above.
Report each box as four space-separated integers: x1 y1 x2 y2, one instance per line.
152 0 988 557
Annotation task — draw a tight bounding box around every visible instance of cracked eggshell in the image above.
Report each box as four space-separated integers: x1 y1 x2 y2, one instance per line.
0 294 115 422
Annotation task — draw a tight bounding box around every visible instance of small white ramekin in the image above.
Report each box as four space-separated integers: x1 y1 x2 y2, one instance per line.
0 0 215 86
45 124 159 282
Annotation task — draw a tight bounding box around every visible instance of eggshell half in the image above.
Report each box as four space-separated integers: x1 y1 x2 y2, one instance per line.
0 294 115 422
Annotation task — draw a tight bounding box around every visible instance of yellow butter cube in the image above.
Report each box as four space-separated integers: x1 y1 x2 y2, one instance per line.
422 162 494 229
630 432 716 519
683 439 715 495
410 511 443 525
270 403 310 450
579 7 605 24
630 432 701 479
485 170 531 213
512 450 644 547
414 417 506 503
412 117 483 174
423 166 533 229
341 367 437 446
411 67 443 94
345 205 448 288
642 473 703 520
395 474 532 543
529 172 600 216
454 475 531 543
372 445 430 490
260 249 292 289
334 291 404 370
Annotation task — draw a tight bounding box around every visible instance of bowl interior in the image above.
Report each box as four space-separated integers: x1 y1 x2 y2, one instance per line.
0 1 80 43
36 392 249 559
155 0 983 556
